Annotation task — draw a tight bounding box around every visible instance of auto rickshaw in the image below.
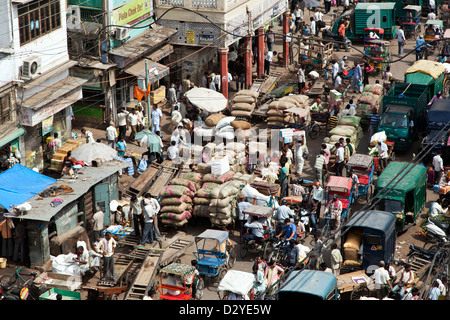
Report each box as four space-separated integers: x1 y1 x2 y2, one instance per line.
193 229 235 282
375 162 427 232
157 263 204 300
217 270 255 300
277 270 339 300
339 210 396 275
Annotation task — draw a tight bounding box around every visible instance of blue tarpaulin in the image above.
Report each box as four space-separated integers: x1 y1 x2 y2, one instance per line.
0 164 56 210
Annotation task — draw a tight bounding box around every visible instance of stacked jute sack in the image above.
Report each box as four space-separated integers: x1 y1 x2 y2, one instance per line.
159 172 202 227
267 94 311 127
327 115 363 147
230 90 258 119
356 83 382 126
192 170 234 220
209 177 244 227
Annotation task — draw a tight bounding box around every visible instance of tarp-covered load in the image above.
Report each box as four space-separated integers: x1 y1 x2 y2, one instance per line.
0 164 57 210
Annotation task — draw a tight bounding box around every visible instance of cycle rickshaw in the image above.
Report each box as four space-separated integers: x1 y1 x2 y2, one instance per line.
217 270 255 300
156 263 204 300
322 176 355 237
346 153 375 203
193 229 236 283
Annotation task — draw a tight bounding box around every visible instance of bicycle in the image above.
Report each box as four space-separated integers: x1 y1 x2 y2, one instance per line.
0 267 40 300
321 213 332 238
305 120 321 140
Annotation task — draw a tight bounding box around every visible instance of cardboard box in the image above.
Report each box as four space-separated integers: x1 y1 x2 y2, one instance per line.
150 86 166 105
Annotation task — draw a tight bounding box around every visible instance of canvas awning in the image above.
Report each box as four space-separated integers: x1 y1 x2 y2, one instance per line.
0 127 26 148
123 60 169 84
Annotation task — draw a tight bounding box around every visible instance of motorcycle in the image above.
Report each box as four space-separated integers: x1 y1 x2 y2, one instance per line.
424 217 450 244
240 228 276 259
321 28 352 52
407 243 438 262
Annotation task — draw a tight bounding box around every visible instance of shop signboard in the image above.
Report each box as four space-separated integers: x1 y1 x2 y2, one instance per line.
110 0 153 26
42 116 54 136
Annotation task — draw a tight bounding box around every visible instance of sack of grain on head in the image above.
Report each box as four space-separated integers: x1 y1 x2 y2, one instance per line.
230 120 251 130
205 113 226 127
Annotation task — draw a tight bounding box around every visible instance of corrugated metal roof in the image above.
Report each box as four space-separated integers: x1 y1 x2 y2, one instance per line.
15 161 129 222
21 76 88 110
109 24 176 61
123 60 169 83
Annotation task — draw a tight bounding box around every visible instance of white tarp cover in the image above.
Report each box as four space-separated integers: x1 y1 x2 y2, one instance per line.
218 270 255 296
185 88 228 113
72 142 118 164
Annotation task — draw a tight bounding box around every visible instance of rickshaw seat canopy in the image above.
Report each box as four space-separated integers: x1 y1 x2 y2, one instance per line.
405 60 447 80
279 270 337 300
326 176 353 193
160 263 197 278
218 270 254 296
403 5 422 12
347 153 374 169
196 229 229 244
376 162 427 202
364 28 384 34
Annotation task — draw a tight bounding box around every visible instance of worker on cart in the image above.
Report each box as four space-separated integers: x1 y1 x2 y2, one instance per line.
309 98 324 112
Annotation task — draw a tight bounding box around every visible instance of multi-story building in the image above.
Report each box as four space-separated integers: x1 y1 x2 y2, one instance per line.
0 0 87 171
66 0 176 127
155 0 288 86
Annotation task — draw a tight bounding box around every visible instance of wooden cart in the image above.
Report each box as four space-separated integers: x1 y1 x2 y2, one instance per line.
298 38 333 71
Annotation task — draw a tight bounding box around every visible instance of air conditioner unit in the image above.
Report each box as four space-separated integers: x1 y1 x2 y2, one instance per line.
115 25 130 41
22 56 41 80
67 5 82 30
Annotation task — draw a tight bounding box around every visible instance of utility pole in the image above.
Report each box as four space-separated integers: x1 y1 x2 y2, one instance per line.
145 59 152 130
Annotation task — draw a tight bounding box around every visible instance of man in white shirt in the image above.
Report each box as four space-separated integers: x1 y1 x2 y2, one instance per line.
314 8 323 22
264 50 277 75
127 109 141 142
373 260 393 299
293 4 303 33
92 207 104 242
433 151 444 185
243 216 265 245
392 263 414 299
309 17 316 37
143 193 162 242
237 197 252 242
332 143 345 176
117 107 129 140
49 132 62 154
167 140 179 162
330 243 342 276
151 105 163 133
428 11 436 20
334 72 343 88
96 232 117 281
81 128 94 144
397 25 406 57
332 59 339 81
137 199 156 247
377 140 389 172
105 122 118 149
429 198 448 218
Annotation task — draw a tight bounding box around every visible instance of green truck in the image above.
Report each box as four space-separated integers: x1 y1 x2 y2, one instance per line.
405 60 446 102
378 82 428 150
375 162 427 232
332 2 397 40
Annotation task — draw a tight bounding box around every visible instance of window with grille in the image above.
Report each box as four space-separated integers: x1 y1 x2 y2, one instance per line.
192 0 217 8
0 95 11 125
18 0 61 46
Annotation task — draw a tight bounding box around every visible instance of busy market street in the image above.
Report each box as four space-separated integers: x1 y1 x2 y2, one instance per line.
1 0 450 307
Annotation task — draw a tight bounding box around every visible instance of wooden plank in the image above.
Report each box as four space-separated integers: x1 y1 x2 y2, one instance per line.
148 167 177 198
128 164 161 194
336 270 373 293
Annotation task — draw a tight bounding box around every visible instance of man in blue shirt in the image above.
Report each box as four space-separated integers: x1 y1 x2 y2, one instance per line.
368 108 381 143
277 218 297 241
415 35 430 61
116 137 127 156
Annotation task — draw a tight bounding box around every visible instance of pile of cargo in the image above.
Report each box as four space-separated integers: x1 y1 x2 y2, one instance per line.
230 90 258 119
267 94 311 127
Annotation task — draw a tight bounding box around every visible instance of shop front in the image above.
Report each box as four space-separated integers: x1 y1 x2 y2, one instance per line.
19 76 86 171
